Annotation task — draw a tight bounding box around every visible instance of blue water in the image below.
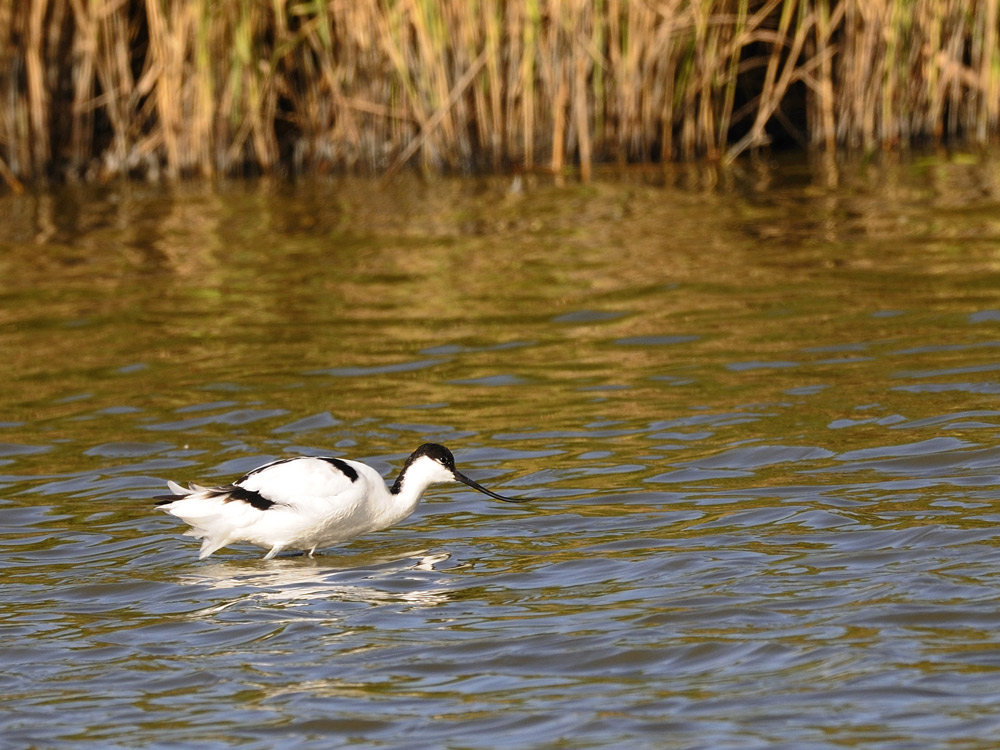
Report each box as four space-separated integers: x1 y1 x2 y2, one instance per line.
3 159 1000 749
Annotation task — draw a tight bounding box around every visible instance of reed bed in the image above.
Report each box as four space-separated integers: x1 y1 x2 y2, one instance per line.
1 0 999 188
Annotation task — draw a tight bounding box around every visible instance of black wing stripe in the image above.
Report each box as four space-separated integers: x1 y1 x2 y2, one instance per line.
317 457 359 482
214 485 276 511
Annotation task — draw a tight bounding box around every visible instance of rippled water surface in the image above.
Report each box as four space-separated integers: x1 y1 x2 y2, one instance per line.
4 156 1000 749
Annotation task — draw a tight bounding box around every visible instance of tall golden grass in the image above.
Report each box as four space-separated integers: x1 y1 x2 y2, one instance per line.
1 0 999 189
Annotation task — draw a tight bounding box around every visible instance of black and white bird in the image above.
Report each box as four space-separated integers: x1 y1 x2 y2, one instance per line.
156 443 527 560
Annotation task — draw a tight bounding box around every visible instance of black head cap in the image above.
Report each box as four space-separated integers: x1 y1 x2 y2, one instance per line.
411 443 455 467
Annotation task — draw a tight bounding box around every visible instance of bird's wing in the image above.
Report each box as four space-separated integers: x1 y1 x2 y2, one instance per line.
234 456 370 508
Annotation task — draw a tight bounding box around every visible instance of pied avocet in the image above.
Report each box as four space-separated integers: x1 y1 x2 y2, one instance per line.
156 443 527 560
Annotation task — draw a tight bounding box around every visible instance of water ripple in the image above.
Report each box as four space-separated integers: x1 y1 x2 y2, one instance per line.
5 167 1000 749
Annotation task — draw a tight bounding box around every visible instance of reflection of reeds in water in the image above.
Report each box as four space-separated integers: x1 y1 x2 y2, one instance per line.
2 0 1000 189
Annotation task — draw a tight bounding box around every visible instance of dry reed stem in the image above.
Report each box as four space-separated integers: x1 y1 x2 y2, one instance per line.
26 0 50 171
0 151 23 192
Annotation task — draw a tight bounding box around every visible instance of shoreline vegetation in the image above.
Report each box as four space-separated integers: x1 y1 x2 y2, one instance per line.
2 0 1000 192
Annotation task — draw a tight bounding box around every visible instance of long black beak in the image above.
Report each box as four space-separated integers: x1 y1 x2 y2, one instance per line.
455 471 529 503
